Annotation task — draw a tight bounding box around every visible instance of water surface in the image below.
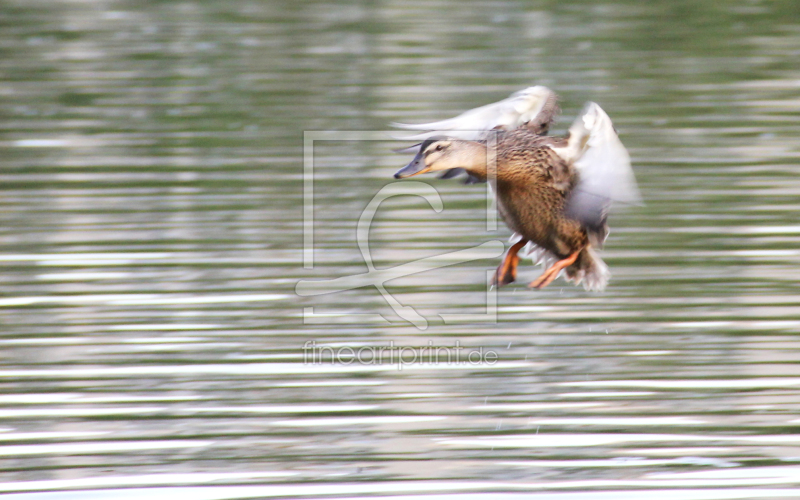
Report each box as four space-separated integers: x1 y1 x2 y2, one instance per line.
1 0 800 498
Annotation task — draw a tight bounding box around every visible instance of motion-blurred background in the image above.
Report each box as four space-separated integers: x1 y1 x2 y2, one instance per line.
1 1 800 498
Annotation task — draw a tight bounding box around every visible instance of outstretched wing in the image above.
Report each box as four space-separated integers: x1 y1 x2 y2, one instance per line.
550 102 641 241
391 86 557 141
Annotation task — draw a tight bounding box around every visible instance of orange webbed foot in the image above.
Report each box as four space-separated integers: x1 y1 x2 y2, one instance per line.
529 250 581 290
493 239 527 287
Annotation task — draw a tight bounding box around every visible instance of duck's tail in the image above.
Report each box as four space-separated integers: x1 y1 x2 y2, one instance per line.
565 246 610 292
515 235 610 292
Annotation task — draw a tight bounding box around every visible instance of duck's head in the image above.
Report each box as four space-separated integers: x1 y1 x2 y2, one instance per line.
394 137 483 179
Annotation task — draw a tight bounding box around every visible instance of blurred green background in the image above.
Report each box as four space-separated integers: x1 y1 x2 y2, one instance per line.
1 1 800 498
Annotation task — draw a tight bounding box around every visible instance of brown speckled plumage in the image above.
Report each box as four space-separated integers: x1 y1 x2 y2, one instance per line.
491 131 584 255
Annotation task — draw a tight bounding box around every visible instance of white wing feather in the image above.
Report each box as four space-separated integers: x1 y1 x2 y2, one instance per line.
550 102 641 226
391 86 555 141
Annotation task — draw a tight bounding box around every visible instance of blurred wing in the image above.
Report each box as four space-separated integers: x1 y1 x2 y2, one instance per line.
392 128 495 143
391 86 556 141
523 89 560 135
553 102 641 231
436 167 483 185
391 100 510 132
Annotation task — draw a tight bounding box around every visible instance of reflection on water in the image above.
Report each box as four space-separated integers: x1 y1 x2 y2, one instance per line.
1 0 800 498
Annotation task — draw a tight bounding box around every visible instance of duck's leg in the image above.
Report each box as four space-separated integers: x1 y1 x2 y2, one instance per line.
529 249 581 289
493 239 528 286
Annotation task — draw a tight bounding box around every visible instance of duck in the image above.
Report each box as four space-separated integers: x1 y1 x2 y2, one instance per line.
393 99 640 291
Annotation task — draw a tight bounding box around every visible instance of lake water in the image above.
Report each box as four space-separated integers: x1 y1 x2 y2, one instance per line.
1 1 800 499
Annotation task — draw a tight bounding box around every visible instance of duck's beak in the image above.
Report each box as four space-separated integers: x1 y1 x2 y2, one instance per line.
394 152 431 179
